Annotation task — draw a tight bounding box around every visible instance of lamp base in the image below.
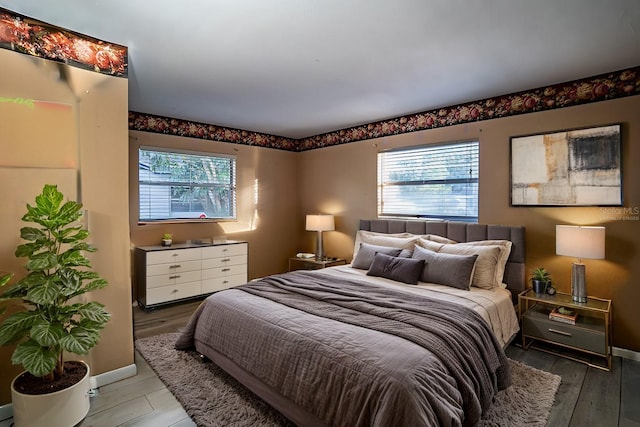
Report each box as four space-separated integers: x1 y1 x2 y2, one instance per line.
571 263 587 303
315 231 325 261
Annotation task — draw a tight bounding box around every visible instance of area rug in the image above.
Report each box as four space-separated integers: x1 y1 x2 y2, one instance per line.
135 333 560 427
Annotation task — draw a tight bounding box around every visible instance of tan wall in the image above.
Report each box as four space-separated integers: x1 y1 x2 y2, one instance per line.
298 95 640 352
0 50 132 404
129 131 299 281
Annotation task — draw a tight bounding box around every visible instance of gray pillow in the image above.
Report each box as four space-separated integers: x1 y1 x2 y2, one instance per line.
352 243 402 270
366 253 425 285
411 245 478 290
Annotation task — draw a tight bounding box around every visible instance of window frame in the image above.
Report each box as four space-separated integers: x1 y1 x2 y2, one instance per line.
137 146 237 224
377 140 479 222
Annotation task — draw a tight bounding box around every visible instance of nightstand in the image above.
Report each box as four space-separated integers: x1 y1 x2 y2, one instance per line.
518 289 612 371
288 257 346 272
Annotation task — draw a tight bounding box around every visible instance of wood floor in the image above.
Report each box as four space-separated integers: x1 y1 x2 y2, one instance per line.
2 299 639 426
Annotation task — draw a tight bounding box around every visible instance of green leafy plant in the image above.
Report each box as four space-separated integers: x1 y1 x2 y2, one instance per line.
0 184 110 381
162 233 172 240
531 267 551 283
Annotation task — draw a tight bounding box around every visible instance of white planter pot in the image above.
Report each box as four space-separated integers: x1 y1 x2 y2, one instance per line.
11 361 91 427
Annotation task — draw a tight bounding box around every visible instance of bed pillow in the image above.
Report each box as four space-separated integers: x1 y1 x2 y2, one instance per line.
411 245 478 290
461 240 512 286
415 238 444 252
366 253 425 285
438 243 503 289
353 230 417 260
423 234 458 244
352 243 402 270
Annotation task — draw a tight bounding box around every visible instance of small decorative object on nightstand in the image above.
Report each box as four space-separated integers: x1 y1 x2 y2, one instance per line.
289 256 346 272
518 288 612 371
161 233 173 246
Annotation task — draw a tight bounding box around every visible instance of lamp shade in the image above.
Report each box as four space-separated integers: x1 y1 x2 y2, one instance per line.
306 214 335 232
556 225 605 259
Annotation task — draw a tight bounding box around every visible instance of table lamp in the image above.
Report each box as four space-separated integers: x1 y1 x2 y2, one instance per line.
306 214 335 261
556 225 605 303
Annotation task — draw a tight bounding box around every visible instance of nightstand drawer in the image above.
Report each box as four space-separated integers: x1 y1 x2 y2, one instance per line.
522 308 606 355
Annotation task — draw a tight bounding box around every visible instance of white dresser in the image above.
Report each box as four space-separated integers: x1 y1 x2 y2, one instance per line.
134 241 248 309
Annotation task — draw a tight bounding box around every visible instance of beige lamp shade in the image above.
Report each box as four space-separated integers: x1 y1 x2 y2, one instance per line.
556 225 605 259
306 214 335 232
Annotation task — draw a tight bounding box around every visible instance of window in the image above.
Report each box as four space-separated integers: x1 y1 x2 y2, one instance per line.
138 147 236 222
377 141 479 222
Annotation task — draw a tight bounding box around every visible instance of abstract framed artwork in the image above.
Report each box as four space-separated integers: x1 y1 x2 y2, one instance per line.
510 124 622 206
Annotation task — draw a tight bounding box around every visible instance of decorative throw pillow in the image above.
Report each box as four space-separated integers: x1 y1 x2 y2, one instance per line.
366 253 425 285
352 243 402 270
353 230 417 260
461 240 512 286
438 243 503 289
411 245 478 290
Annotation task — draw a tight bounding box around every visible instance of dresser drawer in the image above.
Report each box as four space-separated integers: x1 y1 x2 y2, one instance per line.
147 260 202 276
146 270 202 288
201 254 245 269
522 307 606 355
201 243 247 259
147 248 201 265
202 263 246 280
201 273 245 293
146 281 202 305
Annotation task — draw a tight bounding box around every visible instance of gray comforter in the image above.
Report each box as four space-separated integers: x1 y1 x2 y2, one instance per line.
176 271 511 427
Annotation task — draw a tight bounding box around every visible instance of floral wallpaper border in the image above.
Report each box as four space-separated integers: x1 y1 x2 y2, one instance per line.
130 66 639 152
0 7 127 77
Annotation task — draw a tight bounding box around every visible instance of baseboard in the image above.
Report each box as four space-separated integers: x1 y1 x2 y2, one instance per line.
0 363 137 421
613 346 640 362
0 403 12 422
89 363 137 389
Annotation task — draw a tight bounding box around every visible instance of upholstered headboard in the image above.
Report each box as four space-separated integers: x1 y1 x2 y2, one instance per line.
359 219 526 303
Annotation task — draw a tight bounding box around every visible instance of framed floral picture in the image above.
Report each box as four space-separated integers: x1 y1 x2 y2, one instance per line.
510 124 622 206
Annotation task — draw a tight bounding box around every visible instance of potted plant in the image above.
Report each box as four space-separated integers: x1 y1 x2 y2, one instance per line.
530 267 551 294
0 184 110 427
161 233 173 246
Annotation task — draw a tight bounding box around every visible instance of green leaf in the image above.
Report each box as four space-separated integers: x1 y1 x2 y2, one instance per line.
76 302 111 325
60 326 98 354
31 320 65 347
0 311 41 345
11 339 58 377
20 227 47 242
58 250 91 268
26 252 57 271
0 281 28 300
0 273 12 288
25 279 61 305
58 200 83 223
84 278 108 292
15 242 41 258
58 270 82 296
36 184 64 217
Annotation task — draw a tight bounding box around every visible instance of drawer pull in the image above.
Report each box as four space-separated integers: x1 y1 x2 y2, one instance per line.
169 264 181 269
169 275 181 279
171 289 178 293
172 253 179 257
548 328 572 337
221 258 231 262
222 268 230 272
223 280 229 284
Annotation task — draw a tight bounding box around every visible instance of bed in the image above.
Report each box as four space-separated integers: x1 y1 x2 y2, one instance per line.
176 219 525 426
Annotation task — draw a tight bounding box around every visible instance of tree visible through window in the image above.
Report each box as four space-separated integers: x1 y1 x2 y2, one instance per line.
377 141 478 221
138 147 236 222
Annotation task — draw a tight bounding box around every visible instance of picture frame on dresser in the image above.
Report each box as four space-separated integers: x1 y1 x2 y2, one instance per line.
510 124 622 207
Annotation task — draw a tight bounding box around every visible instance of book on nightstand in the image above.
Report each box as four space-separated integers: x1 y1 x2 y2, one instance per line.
549 307 578 325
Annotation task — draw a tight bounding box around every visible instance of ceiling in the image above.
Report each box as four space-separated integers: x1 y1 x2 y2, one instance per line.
2 0 639 139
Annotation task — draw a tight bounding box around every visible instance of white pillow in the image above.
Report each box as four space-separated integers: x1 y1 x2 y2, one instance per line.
352 230 417 260
460 240 512 287
438 243 503 289
422 234 458 244
415 238 444 252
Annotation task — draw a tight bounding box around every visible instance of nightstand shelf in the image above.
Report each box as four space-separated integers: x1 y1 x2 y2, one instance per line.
288 257 346 272
518 289 612 371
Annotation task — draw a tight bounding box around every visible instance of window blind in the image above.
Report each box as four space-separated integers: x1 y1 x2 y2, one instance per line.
138 147 236 222
377 141 479 221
